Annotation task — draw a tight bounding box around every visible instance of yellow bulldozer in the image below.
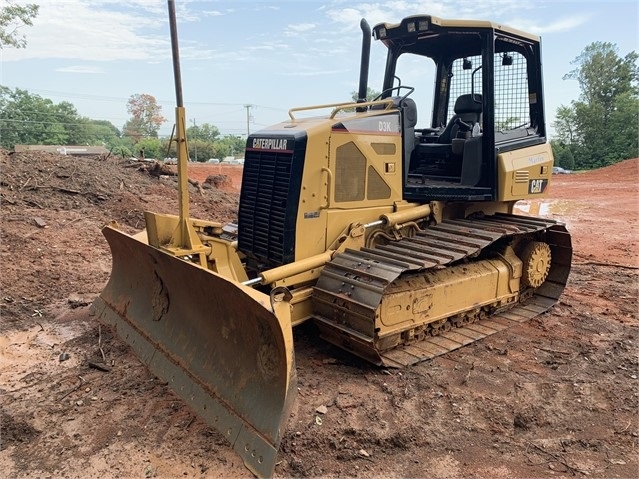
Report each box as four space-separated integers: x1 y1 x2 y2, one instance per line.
92 2 571 477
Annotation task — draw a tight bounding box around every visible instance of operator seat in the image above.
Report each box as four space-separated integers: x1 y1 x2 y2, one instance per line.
438 93 482 144
409 93 482 182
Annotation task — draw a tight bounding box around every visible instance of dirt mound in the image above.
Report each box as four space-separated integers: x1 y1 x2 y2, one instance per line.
546 158 638 266
0 149 239 327
571 158 638 182
0 149 239 227
204 174 233 189
185 163 243 193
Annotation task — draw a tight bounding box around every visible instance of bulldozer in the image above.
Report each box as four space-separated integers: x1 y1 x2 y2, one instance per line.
92 2 571 477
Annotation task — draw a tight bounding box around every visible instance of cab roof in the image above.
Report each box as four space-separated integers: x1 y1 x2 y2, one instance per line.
372 14 539 59
374 14 539 41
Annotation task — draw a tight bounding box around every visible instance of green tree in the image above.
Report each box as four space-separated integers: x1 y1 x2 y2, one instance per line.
496 116 521 131
0 86 68 147
134 137 163 160
111 140 133 159
343 87 383 112
161 138 177 159
85 119 121 147
189 139 219 162
552 105 577 145
0 1 39 49
350 87 382 103
123 93 166 142
550 140 576 170
212 135 246 159
0 86 122 149
183 123 222 161
556 42 638 169
54 101 91 144
187 122 220 143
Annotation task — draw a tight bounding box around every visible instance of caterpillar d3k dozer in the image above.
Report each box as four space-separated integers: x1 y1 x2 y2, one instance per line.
92 3 571 477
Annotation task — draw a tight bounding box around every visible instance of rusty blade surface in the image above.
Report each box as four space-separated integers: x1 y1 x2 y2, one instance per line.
91 226 296 478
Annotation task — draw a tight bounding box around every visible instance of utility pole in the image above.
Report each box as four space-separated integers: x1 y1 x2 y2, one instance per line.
244 104 253 137
191 118 197 162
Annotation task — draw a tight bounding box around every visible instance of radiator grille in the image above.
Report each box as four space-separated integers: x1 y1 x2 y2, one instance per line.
238 134 306 267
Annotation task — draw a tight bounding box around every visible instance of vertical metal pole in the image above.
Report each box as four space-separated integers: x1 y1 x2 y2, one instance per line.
168 0 183 109
167 0 196 250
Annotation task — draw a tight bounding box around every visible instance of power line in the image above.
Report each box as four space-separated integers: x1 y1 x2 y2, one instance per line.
1 118 106 127
2 86 289 112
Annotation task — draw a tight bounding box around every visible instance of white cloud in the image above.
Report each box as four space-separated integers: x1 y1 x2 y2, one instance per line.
202 10 224 17
284 22 317 37
2 0 169 62
288 23 317 33
55 65 105 74
505 14 592 35
246 41 289 52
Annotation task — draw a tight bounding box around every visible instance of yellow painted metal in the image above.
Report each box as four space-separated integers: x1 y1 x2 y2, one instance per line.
93 6 572 475
288 286 315 327
293 110 406 260
327 123 403 208
206 239 249 282
140 106 214 267
381 204 431 227
497 143 554 202
92 225 296 478
169 106 208 260
293 125 331 260
260 251 335 285
378 250 522 336
288 98 394 120
520 241 552 288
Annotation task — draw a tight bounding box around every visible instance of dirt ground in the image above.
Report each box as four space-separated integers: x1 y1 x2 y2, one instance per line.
1 150 637 479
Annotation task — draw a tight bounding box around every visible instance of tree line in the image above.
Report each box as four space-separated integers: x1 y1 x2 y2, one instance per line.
0 86 246 161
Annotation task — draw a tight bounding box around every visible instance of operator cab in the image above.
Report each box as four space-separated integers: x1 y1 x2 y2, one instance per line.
372 15 548 202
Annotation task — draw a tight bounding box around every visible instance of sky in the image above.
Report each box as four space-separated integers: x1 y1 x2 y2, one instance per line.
1 0 638 139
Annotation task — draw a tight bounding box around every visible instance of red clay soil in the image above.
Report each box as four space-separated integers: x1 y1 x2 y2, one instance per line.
1 150 637 478
187 162 244 193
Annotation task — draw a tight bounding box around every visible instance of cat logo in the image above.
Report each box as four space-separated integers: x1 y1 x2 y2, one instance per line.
528 179 548 194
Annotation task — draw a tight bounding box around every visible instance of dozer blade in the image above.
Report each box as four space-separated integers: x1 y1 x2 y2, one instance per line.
91 226 296 478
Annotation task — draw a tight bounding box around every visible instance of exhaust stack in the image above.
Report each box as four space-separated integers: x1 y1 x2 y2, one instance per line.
356 19 371 112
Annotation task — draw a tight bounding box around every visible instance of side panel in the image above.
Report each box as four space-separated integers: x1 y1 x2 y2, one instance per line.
328 113 404 211
497 142 554 201
293 127 332 260
295 112 405 258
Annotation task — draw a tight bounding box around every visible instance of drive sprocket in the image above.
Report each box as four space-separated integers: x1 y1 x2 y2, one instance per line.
521 241 552 288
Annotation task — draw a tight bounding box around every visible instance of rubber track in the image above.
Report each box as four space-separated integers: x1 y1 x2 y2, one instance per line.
312 213 572 367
